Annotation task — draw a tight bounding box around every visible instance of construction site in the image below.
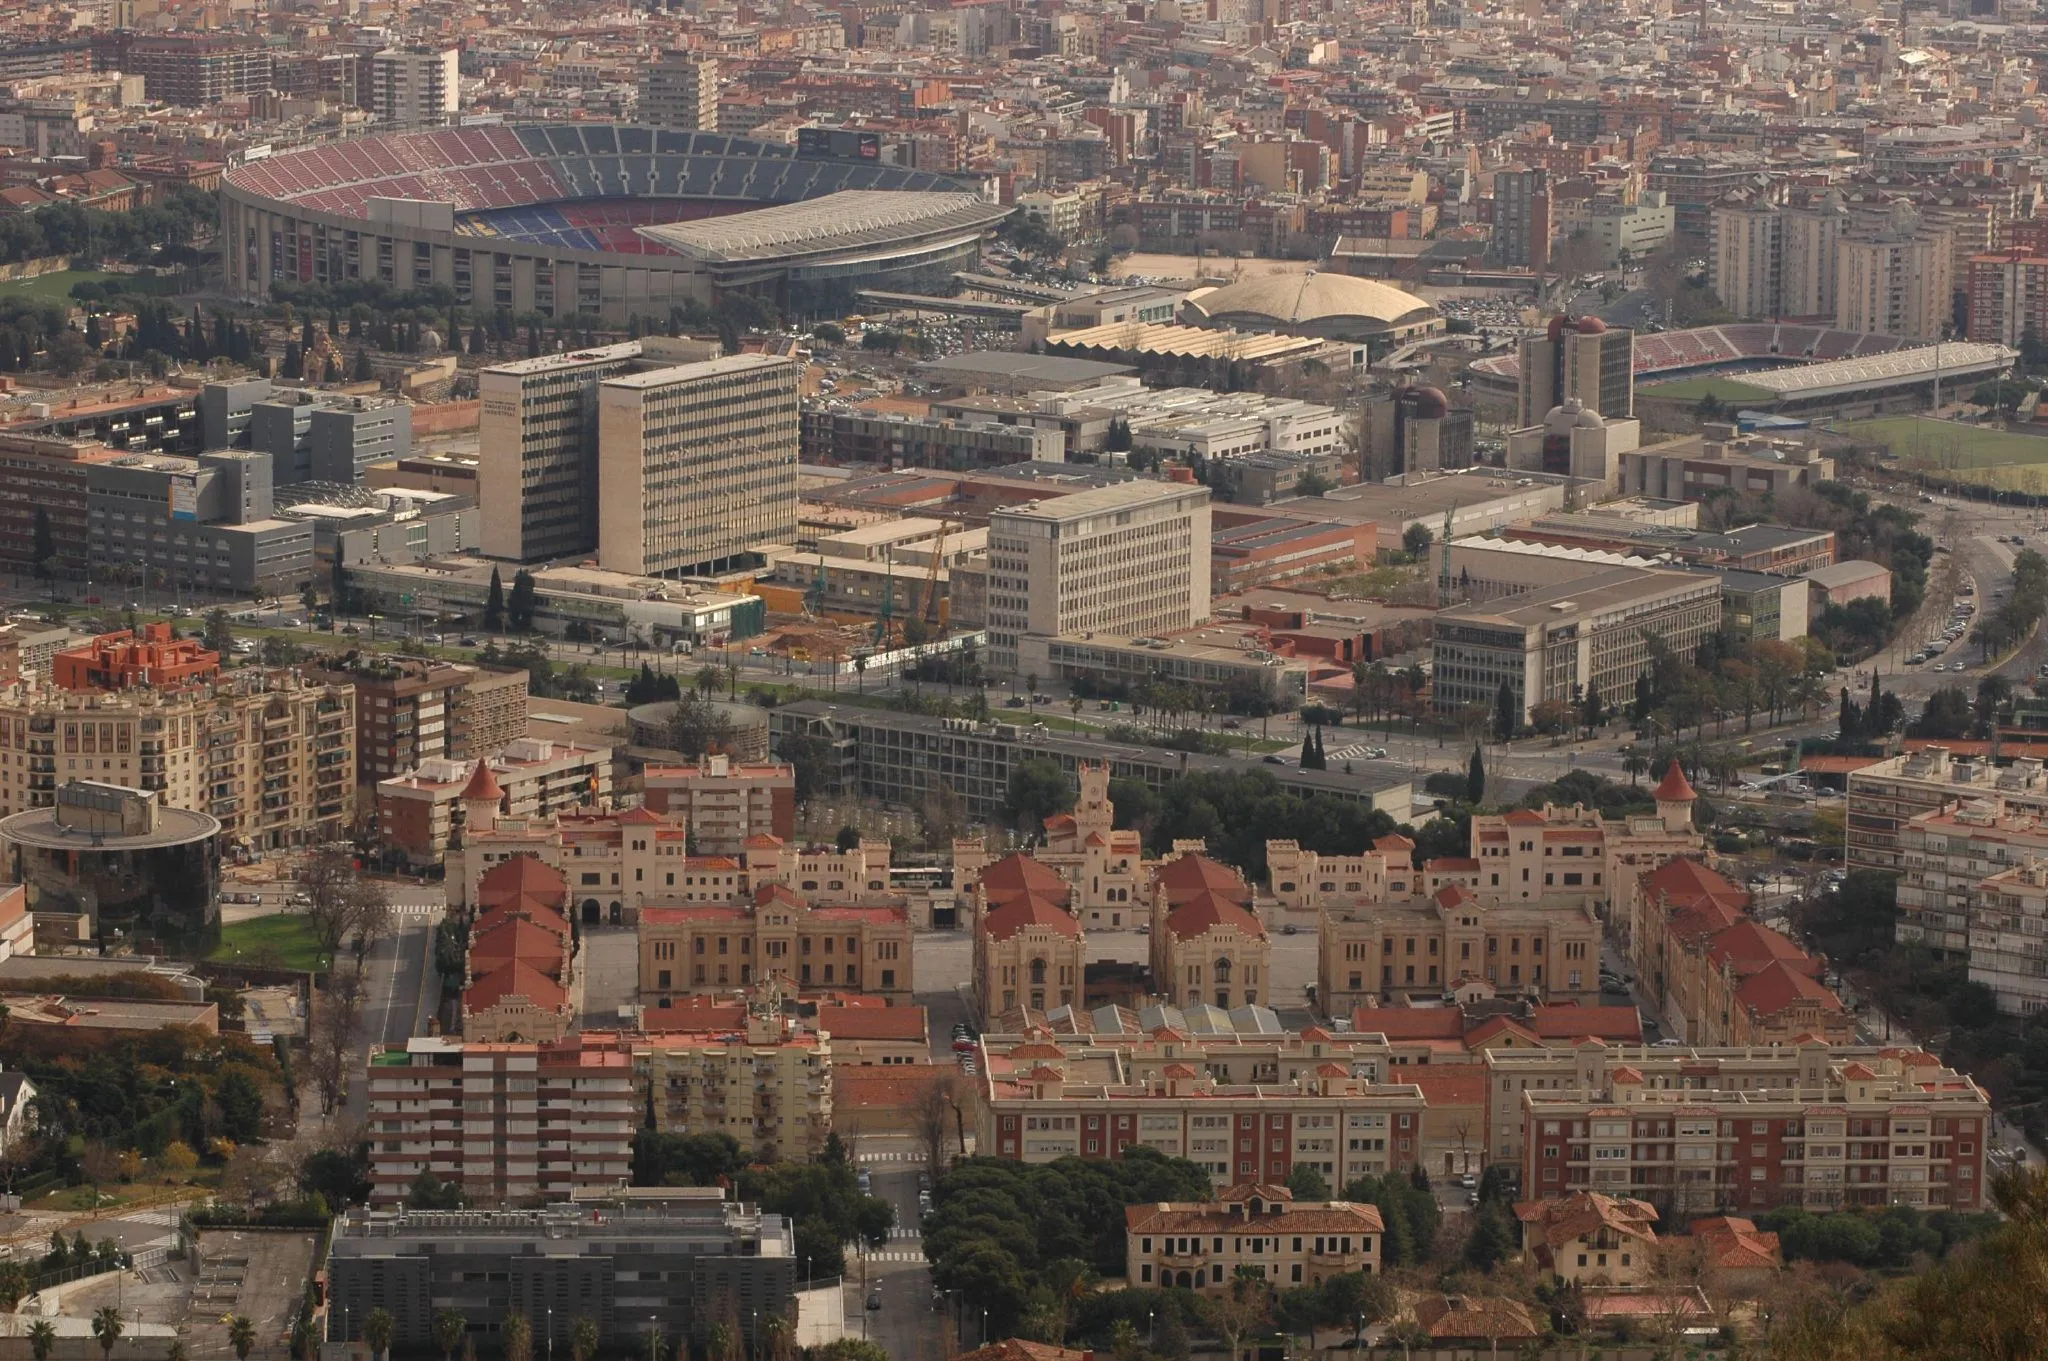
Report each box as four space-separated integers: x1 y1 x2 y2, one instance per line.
754 514 977 663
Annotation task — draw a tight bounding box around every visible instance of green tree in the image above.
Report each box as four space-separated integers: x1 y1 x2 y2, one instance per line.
1467 744 1486 805
91 1306 122 1361
432 1312 467 1361
484 566 505 632
409 1169 469 1210
29 1320 56 1361
1402 522 1432 558
507 570 538 631
31 507 52 578
1463 1203 1516 1272
214 1069 264 1141
1285 1164 1331 1200
1006 757 1075 830
203 607 235 655
227 1319 255 1361
363 1310 394 1361
570 1319 598 1361
835 824 861 853
1494 679 1518 741
501 1313 531 1361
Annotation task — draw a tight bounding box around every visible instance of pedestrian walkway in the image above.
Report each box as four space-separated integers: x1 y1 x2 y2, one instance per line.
860 1249 927 1264
888 1227 921 1240
855 1150 922 1163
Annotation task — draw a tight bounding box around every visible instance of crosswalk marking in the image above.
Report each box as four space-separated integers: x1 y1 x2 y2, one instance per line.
888 1227 921 1240
858 1251 926 1264
855 1150 921 1163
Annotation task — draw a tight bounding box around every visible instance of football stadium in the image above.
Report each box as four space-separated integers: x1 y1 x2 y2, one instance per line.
221 124 1012 320
1469 322 2014 420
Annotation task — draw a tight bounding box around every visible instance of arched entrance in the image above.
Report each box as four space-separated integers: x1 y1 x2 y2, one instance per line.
609 901 623 924
581 900 600 924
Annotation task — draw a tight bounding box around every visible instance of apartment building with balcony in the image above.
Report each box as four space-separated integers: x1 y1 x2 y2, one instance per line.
641 754 796 854
0 670 354 848
1849 749 2048 949
305 653 529 785
373 738 612 867
636 990 832 1162
1509 1040 1990 1216
1126 1183 1382 1292
363 1033 635 1207
973 1024 1426 1187
1893 796 2048 1003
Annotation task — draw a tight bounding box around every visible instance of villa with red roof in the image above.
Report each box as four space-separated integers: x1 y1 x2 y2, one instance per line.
955 763 1155 929
973 850 1087 1024
1149 850 1270 1010
462 854 580 1042
1634 855 1852 1046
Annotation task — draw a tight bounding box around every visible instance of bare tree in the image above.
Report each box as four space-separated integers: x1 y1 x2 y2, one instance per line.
913 1071 963 1179
347 881 393 977
311 971 367 1116
299 847 362 964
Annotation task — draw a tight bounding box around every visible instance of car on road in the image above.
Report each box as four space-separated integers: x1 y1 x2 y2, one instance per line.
1262 754 1287 765
1459 1173 1476 1189
1282 924 1298 935
866 1291 883 1313
857 1169 872 1192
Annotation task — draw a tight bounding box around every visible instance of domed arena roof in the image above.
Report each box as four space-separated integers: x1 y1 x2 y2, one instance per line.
1187 271 1436 338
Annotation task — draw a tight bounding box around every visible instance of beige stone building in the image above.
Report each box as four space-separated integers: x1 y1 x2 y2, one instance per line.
1316 886 1601 1013
1150 852 1270 1010
597 354 800 578
639 885 913 1006
974 851 1087 1024
374 738 613 869
642 754 796 854
0 671 354 850
1126 1184 1383 1292
954 762 1154 929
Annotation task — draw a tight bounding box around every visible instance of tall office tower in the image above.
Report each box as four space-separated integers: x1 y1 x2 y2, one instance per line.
1515 315 1636 426
1710 199 1782 320
1781 193 1848 319
597 355 800 578
1492 166 1551 272
987 482 1213 677
638 54 719 131
478 342 642 564
370 47 459 127
1837 207 1955 341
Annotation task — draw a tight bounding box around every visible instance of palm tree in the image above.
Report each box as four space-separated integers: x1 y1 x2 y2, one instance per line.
1621 745 1648 788
502 1314 532 1361
364 1309 394 1361
228 1317 257 1361
433 1311 468 1361
762 1315 792 1361
570 1318 599 1361
705 1323 733 1361
91 1306 123 1361
166 1343 187 1361
29 1320 57 1361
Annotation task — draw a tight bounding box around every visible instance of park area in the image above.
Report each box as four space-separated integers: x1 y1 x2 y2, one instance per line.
208 912 330 972
1842 415 2048 492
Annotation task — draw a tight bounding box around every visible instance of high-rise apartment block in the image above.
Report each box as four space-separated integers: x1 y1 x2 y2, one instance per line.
641 754 796 854
0 433 119 577
1709 200 1780 320
1493 166 1551 272
303 654 528 785
989 481 1212 676
363 1034 635 1207
1836 209 1954 341
597 355 800 578
636 999 832 1162
638 54 719 130
1515 316 1635 426
370 47 459 126
478 342 642 563
1966 249 2048 346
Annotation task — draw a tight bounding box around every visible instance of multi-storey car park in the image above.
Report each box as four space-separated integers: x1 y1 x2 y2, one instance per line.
221 124 1011 320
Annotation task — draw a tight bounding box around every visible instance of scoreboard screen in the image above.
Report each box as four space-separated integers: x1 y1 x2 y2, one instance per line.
797 127 881 161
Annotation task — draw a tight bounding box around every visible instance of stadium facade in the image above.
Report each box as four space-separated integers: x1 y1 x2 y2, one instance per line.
221 124 1009 320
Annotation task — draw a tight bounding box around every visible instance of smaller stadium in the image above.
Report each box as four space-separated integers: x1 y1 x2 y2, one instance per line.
221 124 1012 321
1469 321 2014 420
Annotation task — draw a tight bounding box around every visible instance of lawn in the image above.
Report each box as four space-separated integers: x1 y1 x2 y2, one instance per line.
210 912 331 973
1639 375 1776 403
1842 416 2048 492
0 268 116 301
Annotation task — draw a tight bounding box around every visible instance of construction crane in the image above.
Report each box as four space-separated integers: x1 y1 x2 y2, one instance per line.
918 520 949 635
803 556 828 618
871 545 896 647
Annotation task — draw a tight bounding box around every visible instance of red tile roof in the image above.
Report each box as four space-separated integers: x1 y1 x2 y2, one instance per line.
464 960 567 1012
817 1005 929 1041
461 759 505 803
1155 852 1251 904
477 854 568 908
1655 762 1697 801
470 918 567 972
1735 959 1843 1016
982 853 1071 905
984 892 1081 942
1164 889 1266 941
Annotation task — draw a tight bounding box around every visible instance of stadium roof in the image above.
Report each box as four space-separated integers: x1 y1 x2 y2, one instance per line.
637 190 1010 263
1045 320 1330 361
1739 342 2013 399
